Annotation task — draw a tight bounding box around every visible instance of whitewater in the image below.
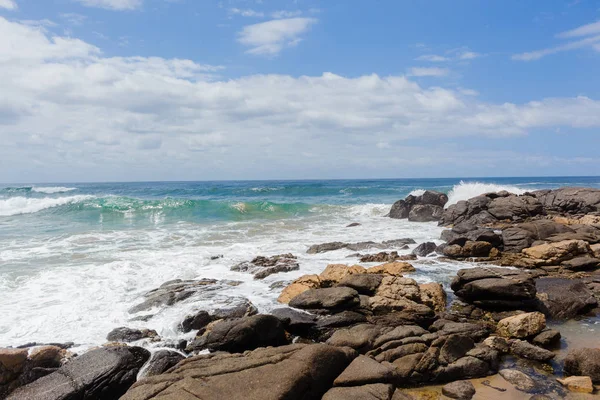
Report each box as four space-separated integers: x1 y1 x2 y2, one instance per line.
1 177 599 352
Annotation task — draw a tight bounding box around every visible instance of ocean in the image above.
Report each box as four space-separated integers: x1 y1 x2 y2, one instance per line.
2 177 600 351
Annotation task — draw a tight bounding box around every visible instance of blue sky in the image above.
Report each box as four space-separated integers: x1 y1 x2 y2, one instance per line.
0 0 599 182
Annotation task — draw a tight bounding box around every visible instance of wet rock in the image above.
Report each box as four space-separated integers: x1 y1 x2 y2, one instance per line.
180 310 213 333
271 308 317 335
106 327 159 343
564 348 600 383
510 340 555 362
338 274 383 295
482 336 511 353
412 242 437 257
200 314 288 353
360 252 417 263
441 380 476 399
129 279 241 313
231 254 299 280
390 191 448 220
496 312 546 339
307 239 416 254
212 298 258 320
141 350 185 377
333 355 397 386
535 278 598 319
347 222 361 227
532 329 561 348
323 384 394 400
366 262 416 276
122 344 356 400
557 376 594 393
289 287 360 310
408 204 444 222
499 368 536 392
8 346 150 400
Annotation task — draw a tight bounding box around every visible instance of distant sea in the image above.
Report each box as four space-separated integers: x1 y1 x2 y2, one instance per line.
1 177 599 350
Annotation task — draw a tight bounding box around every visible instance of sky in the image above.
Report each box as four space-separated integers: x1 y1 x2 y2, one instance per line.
1 0 600 183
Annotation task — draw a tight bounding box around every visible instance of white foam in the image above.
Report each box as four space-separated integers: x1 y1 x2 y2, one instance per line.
446 181 526 206
408 189 426 197
0 195 93 216
32 186 77 194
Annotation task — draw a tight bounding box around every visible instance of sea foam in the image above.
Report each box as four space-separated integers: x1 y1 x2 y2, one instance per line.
0 195 93 216
446 181 526 206
32 186 77 194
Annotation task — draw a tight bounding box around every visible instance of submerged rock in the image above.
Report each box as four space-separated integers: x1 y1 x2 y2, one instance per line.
412 242 437 257
231 253 299 280
499 368 537 392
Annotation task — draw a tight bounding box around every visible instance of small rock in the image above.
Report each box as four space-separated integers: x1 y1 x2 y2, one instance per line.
346 222 361 227
441 380 476 399
180 311 213 333
106 327 159 343
412 242 437 257
333 355 396 386
510 340 555 362
142 350 185 377
532 329 561 348
499 369 536 392
556 376 594 393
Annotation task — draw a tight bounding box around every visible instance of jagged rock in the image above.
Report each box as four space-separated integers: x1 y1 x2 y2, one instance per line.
122 344 356 400
534 187 600 214
408 204 444 222
323 384 394 400
289 287 360 310
106 327 159 343
271 308 317 335
277 274 321 304
412 242 437 257
482 336 511 353
439 335 475 365
443 241 493 258
441 380 476 399
199 315 288 353
180 310 213 333
450 267 537 309
564 348 600 383
499 368 536 392
231 254 299 279
366 262 416 276
7 346 150 400
369 277 432 315
389 191 448 220
510 339 555 362
535 278 598 319
419 283 447 313
333 355 397 386
496 312 546 339
557 376 594 393
338 274 383 295
532 329 561 348
141 350 185 377
129 279 241 313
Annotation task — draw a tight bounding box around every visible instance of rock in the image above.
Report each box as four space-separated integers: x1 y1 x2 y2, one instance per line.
439 335 475 365
486 195 544 221
8 346 150 400
338 274 383 295
441 380 476 399
442 225 502 248
592 243 600 258
419 283 447 313
391 390 415 400
369 277 433 315
200 314 288 353
482 336 510 353
389 191 448 220
122 344 356 400
307 241 347 254
347 222 361 227
367 262 416 276
439 193 535 227
564 348 600 383
556 376 594 393
535 278 598 319
443 241 493 258
532 329 561 348
271 308 317 335
436 356 491 382
289 287 360 310
333 355 397 386
389 199 412 219
129 279 241 313
323 384 394 400
316 311 368 329
277 274 321 304
326 324 383 351
360 252 402 263
534 187 600 214
106 327 158 343
413 242 437 257
510 340 555 362
499 369 536 392
408 204 444 222
522 239 590 263
180 310 213 333
450 267 537 309
212 298 258 320
562 256 600 271
320 264 367 286
308 240 416 254
496 312 546 339
231 254 299 280
141 350 185 377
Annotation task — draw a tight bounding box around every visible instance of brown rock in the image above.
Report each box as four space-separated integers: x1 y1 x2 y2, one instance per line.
564 348 600 383
0 348 28 372
323 384 394 400
557 376 594 393
522 239 590 263
367 262 416 276
333 355 396 386
320 264 367 286
419 283 447 312
496 312 546 339
277 274 320 304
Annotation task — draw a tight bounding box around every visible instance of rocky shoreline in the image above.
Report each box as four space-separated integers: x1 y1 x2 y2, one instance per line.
2 187 600 399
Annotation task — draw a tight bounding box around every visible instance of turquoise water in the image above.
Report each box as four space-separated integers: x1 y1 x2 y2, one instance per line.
1 177 599 349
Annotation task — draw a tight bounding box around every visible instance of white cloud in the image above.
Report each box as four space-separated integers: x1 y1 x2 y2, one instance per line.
416 54 449 62
514 20 600 61
271 10 302 19
73 0 142 10
408 67 449 77
1 17 600 181
0 0 17 10
238 17 316 55
557 20 600 38
60 13 88 26
230 8 264 18
458 51 481 60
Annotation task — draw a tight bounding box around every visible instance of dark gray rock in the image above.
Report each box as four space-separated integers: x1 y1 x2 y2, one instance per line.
535 278 597 319
534 187 600 214
408 204 444 222
289 287 360 310
412 242 437 257
439 335 475 365
532 329 561 348
561 256 600 271
499 369 536 392
231 254 299 280
141 350 185 377
7 346 150 400
510 339 555 362
564 348 600 383
271 308 317 335
106 327 158 343
307 239 415 254
180 311 213 333
389 191 448 220
502 220 575 252
442 380 476 399
212 298 258 320
333 355 397 386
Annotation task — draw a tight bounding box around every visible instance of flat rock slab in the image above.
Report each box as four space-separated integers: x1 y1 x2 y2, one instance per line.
122 344 357 400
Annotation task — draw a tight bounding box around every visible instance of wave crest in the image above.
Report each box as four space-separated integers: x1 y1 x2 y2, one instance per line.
32 186 77 194
446 181 526 206
0 195 95 217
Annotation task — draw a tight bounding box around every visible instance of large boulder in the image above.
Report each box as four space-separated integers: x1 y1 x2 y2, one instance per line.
522 239 591 264
535 278 598 319
450 267 537 309
502 220 576 252
496 312 546 339
564 348 600 383
412 242 437 257
442 380 476 400
289 287 360 311
277 274 321 304
534 187 600 214
141 350 185 377
196 314 288 353
122 344 357 400
389 191 448 220
408 204 444 222
7 346 150 400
